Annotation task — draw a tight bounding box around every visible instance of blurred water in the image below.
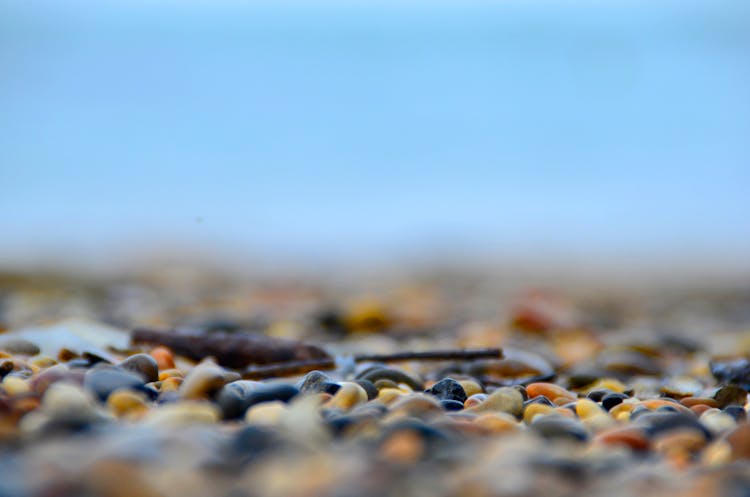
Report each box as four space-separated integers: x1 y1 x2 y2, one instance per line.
1 0 749 269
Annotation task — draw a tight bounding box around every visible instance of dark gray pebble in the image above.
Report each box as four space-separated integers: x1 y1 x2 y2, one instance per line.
0 338 40 355
354 379 378 400
586 389 612 402
297 370 333 394
425 378 467 403
601 393 628 410
531 416 589 442
723 405 747 422
83 367 146 401
636 412 712 440
357 367 423 390
440 399 464 411
119 354 159 383
524 396 554 407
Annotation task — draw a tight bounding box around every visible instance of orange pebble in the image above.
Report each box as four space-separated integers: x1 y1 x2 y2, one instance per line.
690 404 712 416
526 382 577 403
680 397 718 408
150 346 175 370
641 399 692 414
595 426 650 451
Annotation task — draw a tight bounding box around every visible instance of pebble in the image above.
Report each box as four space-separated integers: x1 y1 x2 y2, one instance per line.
699 410 736 435
710 357 750 389
107 389 149 418
458 380 483 397
297 370 334 394
215 380 263 419
354 379 378 400
179 363 235 400
357 368 423 391
473 412 520 434
143 401 220 426
0 338 40 356
601 392 628 411
526 383 576 404
245 401 286 425
425 378 467 403
595 426 649 451
118 354 159 383
523 403 556 424
712 384 747 408
84 367 146 401
243 384 300 411
725 423 750 460
149 346 176 371
723 405 746 422
531 416 589 442
464 393 487 409
468 387 523 416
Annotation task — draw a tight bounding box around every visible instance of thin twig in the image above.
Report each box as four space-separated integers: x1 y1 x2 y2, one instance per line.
354 347 502 363
242 347 502 379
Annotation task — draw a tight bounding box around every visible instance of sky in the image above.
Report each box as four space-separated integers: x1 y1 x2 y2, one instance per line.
1 0 749 271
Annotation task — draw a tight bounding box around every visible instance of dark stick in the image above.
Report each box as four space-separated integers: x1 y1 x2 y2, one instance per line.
243 358 336 379
354 347 502 363
242 347 502 379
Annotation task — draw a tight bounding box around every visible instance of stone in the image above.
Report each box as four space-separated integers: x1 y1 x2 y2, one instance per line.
215 380 263 419
107 389 149 418
84 367 146 401
297 370 333 394
700 410 736 435
710 357 750 389
243 384 300 411
143 401 220 426
354 379 378 400
531 416 589 442
601 393 628 411
149 346 176 371
440 399 464 411
357 367 423 390
118 354 159 383
595 426 649 451
0 338 40 355
425 378 467 403
712 384 747 408
723 405 747 422
725 423 750 460
245 401 286 425
179 363 234 400
468 387 523 416
325 382 368 410
526 382 576 403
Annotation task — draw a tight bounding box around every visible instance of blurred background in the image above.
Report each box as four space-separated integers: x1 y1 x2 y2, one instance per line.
1 0 749 283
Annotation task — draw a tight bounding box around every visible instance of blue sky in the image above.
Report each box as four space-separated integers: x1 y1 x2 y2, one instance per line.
1 0 749 269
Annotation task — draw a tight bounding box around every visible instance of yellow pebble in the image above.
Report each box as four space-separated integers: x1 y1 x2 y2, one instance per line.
702 441 733 466
161 377 183 392
582 378 627 394
29 355 57 369
582 413 616 433
107 389 148 418
376 388 406 405
326 382 368 410
523 403 555 424
610 402 634 419
474 412 520 433
576 398 604 419
459 380 483 397
158 369 184 381
245 401 286 425
0 351 11 359
2 376 30 396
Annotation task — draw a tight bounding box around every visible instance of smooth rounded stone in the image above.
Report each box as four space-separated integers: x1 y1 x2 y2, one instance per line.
179 363 236 400
245 401 286 425
530 416 589 442
474 412 520 434
582 378 628 394
354 379 378 400
2 375 30 396
357 367 423 391
598 349 662 376
379 427 426 463
107 389 149 418
513 385 528 401
464 393 487 409
22 382 106 434
526 383 576 403
326 382 367 410
459 380 483 397
0 359 13 378
0 338 40 355
376 388 407 405
468 387 523 416
144 400 220 426
322 382 341 395
66 359 92 369
709 357 750 389
636 412 712 440
660 376 703 398
524 395 554 407
386 393 443 421
29 355 57 369
601 393 628 411
118 354 159 383
215 380 263 419
723 405 747 422
243 384 300 411
31 364 84 394
712 384 748 408
725 423 750 460
296 370 333 394
149 346 176 371
576 398 605 419
373 379 399 390
523 403 556 424
700 410 737 435
586 389 612 402
640 398 692 414
440 399 464 411
581 413 616 433
653 428 707 455
84 367 146 401
594 426 650 451
425 378 467 403
680 397 719 409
